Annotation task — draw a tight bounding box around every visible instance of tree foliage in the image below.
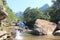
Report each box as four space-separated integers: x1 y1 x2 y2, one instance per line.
23 7 45 29
45 0 60 23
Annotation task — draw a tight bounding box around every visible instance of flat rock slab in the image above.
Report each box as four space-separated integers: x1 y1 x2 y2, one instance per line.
0 31 7 36
0 31 7 40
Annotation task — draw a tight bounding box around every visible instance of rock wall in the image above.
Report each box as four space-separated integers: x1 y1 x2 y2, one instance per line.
0 8 8 27
0 8 8 20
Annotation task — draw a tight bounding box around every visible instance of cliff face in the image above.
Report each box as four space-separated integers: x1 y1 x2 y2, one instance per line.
0 9 8 20
0 0 7 20
0 0 8 27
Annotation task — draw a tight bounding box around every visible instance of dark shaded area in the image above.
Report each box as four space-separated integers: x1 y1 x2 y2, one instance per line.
28 30 45 36
53 24 60 35
53 32 60 36
51 19 59 24
0 22 1 27
0 9 7 20
0 34 6 38
24 21 35 30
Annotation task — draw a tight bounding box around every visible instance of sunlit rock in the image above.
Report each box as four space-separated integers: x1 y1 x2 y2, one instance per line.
34 19 57 35
0 31 7 40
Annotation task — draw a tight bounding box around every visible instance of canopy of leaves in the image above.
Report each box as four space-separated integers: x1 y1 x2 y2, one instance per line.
45 0 60 24
23 7 46 29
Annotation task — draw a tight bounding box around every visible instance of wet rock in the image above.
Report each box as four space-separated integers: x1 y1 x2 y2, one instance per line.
6 36 13 40
34 19 57 35
7 28 16 38
53 30 60 36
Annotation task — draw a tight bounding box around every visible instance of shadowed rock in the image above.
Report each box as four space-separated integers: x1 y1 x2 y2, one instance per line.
57 21 60 30
29 30 45 36
0 9 8 20
54 30 60 36
0 8 8 27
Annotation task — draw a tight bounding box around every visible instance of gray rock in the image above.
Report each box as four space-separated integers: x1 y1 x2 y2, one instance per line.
54 30 60 36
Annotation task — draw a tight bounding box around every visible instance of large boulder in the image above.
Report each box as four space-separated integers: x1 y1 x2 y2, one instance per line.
34 19 57 35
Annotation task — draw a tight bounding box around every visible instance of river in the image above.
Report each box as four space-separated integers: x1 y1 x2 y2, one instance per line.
15 30 60 40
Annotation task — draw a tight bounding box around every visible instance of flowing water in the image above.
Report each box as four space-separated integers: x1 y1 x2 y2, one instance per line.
15 30 23 40
15 30 60 40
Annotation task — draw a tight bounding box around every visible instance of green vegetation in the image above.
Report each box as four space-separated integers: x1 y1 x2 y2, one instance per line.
4 5 14 21
23 0 60 29
23 7 46 29
0 0 60 29
2 0 18 22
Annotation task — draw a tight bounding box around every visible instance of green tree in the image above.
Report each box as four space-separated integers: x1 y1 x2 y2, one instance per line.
44 0 60 24
23 7 45 29
43 8 51 21
50 0 60 23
